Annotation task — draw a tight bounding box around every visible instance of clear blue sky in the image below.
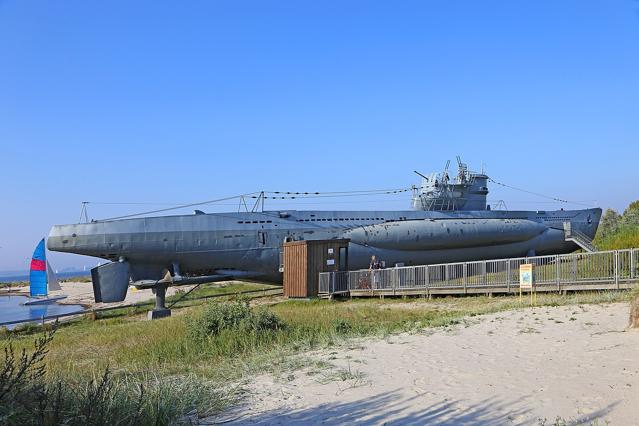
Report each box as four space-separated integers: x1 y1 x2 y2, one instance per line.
1 0 638 271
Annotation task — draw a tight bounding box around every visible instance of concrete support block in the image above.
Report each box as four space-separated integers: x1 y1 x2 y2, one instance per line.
147 284 171 320
148 308 171 320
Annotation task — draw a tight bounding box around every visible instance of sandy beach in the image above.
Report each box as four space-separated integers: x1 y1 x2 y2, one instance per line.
225 302 639 425
1 281 194 308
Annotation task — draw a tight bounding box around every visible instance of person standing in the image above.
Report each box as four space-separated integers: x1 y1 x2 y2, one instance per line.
369 255 382 270
369 255 382 288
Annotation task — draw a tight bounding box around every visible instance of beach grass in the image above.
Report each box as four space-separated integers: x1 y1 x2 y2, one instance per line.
3 289 635 378
1 287 636 423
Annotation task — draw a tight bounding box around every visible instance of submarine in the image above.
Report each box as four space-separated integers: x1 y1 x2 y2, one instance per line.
47 158 601 302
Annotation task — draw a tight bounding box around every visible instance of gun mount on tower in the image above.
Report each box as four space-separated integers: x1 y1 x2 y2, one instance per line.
412 156 489 211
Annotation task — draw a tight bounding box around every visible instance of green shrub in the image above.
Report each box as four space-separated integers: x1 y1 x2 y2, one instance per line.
331 318 352 334
251 307 285 332
597 208 622 240
595 224 639 250
187 299 285 341
594 200 639 249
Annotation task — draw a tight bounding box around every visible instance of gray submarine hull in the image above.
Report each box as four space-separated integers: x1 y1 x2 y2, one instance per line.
48 207 602 300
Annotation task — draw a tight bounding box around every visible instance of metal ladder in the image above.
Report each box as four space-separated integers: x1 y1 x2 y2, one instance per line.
563 222 597 252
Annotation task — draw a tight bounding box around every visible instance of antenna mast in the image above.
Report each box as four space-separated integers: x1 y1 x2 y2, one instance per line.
456 155 468 183
79 202 89 223
251 191 265 212
442 160 451 185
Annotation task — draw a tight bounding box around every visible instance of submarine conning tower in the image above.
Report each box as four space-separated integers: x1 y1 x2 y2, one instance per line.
411 157 489 211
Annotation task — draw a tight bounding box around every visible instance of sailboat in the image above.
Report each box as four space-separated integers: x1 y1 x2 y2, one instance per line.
23 238 67 305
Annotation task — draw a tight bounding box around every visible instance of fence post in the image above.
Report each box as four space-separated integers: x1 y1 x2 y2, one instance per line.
615 251 620 290
631 249 635 280
425 265 430 298
507 261 511 293
463 262 467 294
556 255 560 293
370 271 374 296
393 268 397 296
483 261 487 287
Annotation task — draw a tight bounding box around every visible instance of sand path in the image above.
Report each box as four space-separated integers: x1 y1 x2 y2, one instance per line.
1 281 193 308
225 303 639 425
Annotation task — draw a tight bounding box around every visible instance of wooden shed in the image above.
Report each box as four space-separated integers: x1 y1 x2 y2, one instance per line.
283 239 350 298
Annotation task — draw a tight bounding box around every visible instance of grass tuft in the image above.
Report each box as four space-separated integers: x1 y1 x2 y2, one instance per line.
0 326 232 425
187 297 285 341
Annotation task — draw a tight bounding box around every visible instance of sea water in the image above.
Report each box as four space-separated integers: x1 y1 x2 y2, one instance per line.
0 271 90 283
0 295 84 329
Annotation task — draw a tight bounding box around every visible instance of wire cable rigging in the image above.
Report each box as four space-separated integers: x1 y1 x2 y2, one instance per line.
84 175 594 222
97 192 262 221
487 178 591 207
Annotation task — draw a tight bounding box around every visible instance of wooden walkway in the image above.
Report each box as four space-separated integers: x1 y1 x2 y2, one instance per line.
345 281 638 298
320 249 639 298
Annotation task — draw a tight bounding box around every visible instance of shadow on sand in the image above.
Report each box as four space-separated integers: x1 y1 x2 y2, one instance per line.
216 389 619 425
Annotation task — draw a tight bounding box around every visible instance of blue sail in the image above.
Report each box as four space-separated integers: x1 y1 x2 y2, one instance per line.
29 239 48 297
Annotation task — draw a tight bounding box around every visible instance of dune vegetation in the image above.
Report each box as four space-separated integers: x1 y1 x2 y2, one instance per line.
2 288 637 424
594 200 639 250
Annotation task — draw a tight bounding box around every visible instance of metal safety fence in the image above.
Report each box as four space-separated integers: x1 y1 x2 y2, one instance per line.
318 248 639 295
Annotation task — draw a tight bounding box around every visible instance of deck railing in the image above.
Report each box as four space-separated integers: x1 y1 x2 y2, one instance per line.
318 248 639 295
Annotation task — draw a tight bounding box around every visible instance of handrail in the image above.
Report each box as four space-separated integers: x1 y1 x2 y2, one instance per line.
319 248 639 295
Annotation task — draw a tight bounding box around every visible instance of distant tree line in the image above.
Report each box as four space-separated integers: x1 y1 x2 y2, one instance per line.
595 200 639 250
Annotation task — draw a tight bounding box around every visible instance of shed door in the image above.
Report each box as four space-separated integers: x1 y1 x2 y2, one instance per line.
339 247 348 270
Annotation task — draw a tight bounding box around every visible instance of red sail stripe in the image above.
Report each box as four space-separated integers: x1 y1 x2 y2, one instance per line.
30 259 46 271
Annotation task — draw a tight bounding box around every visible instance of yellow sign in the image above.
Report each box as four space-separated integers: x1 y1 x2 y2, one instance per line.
519 263 536 306
519 263 534 289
